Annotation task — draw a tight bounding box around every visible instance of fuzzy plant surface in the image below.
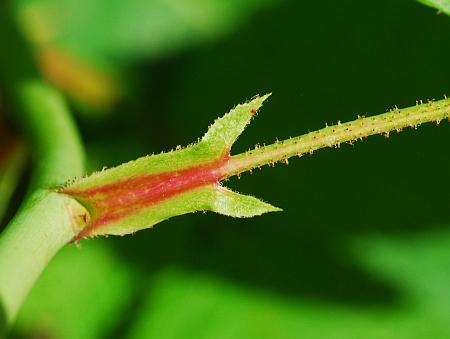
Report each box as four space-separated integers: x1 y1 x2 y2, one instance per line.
61 94 450 240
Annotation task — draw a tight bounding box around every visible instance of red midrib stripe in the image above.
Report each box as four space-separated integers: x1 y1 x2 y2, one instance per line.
65 154 229 239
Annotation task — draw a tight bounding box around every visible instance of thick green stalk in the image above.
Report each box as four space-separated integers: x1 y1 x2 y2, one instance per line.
0 191 86 326
0 8 87 329
223 99 450 177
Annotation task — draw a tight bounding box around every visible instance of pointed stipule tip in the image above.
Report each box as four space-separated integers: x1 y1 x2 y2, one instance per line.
260 93 272 102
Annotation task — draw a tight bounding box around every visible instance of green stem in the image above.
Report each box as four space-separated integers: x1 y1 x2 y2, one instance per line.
10 82 86 190
0 191 86 326
223 98 450 177
0 8 87 329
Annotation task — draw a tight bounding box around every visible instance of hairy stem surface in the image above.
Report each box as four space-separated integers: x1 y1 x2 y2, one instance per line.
223 99 450 177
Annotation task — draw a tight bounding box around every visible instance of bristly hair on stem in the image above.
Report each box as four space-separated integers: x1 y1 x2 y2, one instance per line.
222 97 450 178
62 94 450 239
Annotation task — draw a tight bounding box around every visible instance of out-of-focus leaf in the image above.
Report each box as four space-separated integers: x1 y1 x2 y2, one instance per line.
418 0 450 15
12 241 134 339
12 0 274 108
36 47 122 110
126 229 450 339
355 228 450 317
15 0 274 62
11 228 450 339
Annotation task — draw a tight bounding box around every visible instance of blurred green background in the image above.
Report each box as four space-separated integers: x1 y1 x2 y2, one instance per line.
1 0 450 338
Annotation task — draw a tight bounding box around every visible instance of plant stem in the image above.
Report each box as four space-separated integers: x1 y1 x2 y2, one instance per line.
222 98 450 177
0 191 86 326
0 7 87 329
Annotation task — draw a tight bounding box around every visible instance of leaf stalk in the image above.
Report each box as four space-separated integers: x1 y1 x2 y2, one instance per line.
223 98 450 177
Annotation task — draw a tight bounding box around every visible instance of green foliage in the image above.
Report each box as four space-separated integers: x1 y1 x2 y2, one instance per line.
14 0 273 63
13 241 134 339
11 0 273 107
418 0 450 15
126 226 450 339
14 227 450 339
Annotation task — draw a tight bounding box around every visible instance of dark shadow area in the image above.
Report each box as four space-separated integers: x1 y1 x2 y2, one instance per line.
0 113 30 232
0 164 31 232
0 301 6 338
112 214 401 304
